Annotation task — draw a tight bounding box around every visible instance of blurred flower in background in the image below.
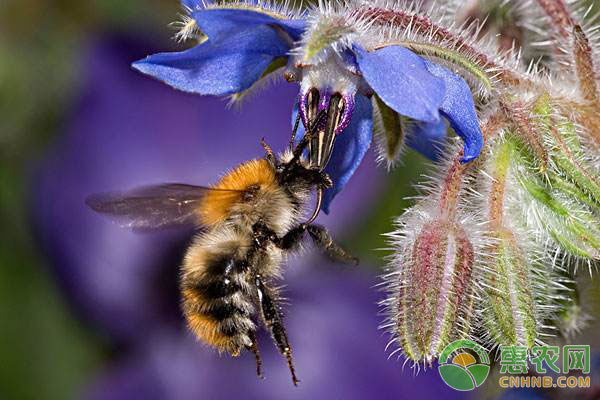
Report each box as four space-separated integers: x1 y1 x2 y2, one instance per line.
0 2 181 398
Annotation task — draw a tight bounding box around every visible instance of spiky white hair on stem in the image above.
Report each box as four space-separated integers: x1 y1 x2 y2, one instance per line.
188 0 305 19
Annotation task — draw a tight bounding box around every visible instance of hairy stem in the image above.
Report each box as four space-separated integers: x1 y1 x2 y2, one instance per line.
439 156 467 222
356 6 529 88
500 100 549 172
489 139 512 230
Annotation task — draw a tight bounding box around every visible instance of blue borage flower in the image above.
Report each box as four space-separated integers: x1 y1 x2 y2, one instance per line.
133 0 484 212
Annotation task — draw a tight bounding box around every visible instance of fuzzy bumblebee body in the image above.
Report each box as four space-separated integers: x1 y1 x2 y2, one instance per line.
181 155 312 357
85 136 356 385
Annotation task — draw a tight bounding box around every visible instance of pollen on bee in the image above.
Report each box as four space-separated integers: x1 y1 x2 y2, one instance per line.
199 159 277 225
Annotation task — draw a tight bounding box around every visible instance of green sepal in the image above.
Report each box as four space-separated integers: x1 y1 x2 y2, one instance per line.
303 21 353 62
519 169 600 259
506 98 600 262
372 94 406 165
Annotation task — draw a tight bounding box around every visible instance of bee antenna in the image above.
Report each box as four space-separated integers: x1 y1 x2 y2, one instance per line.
260 137 278 166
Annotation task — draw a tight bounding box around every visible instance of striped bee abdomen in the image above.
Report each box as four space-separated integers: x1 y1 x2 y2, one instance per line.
181 250 257 356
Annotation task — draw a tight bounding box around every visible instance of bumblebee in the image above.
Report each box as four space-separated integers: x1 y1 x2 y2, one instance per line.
86 129 357 385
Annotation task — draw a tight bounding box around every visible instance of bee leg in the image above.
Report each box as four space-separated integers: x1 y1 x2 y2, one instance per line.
252 220 302 252
251 220 279 248
276 224 307 250
288 109 328 165
247 330 264 380
306 224 359 265
304 187 323 225
255 275 299 386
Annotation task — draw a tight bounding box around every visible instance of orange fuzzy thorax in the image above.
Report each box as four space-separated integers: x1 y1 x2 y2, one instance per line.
198 159 277 226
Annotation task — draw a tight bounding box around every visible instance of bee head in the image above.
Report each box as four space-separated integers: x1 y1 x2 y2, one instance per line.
258 108 331 224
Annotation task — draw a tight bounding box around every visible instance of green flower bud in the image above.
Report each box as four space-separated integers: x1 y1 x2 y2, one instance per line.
482 228 540 349
480 136 571 350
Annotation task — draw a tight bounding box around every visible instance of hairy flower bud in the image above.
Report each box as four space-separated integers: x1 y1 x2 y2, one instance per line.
383 214 476 365
481 228 541 349
504 96 600 265
479 136 571 350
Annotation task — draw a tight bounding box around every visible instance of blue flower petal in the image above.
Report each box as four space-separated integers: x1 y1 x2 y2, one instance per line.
190 6 307 42
423 60 483 163
132 26 290 96
292 95 373 213
405 119 448 162
353 45 444 123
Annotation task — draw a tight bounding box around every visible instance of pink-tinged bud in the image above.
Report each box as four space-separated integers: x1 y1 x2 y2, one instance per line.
383 218 476 365
573 25 599 105
534 0 574 38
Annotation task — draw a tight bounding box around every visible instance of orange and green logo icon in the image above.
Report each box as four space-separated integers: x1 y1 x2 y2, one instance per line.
438 339 490 391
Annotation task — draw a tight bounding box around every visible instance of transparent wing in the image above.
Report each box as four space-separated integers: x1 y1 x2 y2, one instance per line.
85 183 241 231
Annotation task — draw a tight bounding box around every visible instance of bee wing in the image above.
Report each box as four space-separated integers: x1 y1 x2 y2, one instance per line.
85 183 241 231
